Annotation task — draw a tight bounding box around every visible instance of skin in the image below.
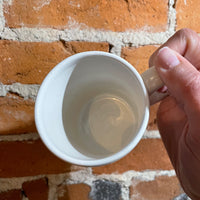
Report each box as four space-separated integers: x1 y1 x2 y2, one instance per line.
149 28 200 199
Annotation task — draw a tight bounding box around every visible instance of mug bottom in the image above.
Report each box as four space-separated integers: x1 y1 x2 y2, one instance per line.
63 92 138 158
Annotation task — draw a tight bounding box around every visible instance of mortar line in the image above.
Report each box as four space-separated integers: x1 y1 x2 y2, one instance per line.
0 0 5 34
143 130 161 139
0 169 176 193
0 82 40 100
0 130 160 142
0 132 39 141
168 0 177 33
1 27 172 45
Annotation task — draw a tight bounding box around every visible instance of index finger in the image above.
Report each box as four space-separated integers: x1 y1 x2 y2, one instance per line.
149 28 200 70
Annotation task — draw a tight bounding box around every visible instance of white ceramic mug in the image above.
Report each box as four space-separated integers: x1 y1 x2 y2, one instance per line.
35 51 165 166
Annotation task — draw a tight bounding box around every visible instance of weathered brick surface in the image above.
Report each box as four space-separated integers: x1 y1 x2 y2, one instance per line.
0 94 36 135
57 183 91 200
0 139 76 177
64 41 109 54
0 40 109 84
0 40 69 84
22 178 48 200
0 0 193 198
121 45 158 74
0 189 22 200
176 0 200 32
130 176 182 200
4 0 168 32
92 139 173 174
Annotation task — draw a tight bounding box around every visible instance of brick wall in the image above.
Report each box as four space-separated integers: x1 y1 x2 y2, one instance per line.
0 0 196 199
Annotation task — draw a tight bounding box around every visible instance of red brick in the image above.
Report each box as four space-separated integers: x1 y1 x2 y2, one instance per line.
130 176 182 200
0 41 70 84
121 45 158 74
0 40 109 84
0 189 22 200
0 139 79 177
22 178 48 200
93 139 173 174
4 0 168 32
57 183 91 200
0 94 36 135
64 41 109 53
176 0 200 32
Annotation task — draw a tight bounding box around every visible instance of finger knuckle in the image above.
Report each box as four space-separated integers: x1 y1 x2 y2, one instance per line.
184 74 200 93
176 28 195 39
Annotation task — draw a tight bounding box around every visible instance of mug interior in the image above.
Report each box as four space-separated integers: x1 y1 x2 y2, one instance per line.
35 52 149 166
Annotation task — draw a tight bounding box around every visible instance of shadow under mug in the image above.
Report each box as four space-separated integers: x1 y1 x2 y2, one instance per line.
35 51 165 166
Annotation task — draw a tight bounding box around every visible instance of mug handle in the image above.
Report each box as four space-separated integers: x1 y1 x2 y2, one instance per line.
141 66 168 105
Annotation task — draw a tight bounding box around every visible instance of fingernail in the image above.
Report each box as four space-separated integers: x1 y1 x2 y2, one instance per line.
157 47 180 70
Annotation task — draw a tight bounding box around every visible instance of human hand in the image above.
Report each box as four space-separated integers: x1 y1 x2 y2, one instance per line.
149 28 200 200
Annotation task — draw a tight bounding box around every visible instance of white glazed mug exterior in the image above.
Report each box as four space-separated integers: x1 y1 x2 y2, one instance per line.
35 51 164 166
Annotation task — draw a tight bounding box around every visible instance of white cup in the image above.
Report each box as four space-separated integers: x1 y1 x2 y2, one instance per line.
35 51 165 166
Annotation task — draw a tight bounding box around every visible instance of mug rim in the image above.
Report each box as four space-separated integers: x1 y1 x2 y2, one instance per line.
35 51 150 166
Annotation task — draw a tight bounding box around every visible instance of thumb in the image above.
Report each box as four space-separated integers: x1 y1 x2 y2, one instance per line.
154 46 200 116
